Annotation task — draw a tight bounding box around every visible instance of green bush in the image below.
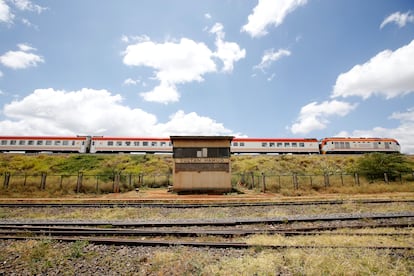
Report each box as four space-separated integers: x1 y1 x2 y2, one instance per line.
354 153 412 181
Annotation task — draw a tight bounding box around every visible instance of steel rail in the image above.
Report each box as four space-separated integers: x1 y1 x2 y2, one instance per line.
0 221 411 233
1 212 413 227
0 227 412 237
0 235 412 250
0 199 413 208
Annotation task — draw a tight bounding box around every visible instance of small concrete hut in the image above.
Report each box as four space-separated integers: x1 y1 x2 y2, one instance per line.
170 136 233 193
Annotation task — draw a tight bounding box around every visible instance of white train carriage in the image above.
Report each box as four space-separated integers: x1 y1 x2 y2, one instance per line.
0 136 89 153
231 138 320 154
90 137 172 153
320 137 400 154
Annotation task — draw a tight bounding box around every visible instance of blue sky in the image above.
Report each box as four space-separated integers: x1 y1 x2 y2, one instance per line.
0 0 413 153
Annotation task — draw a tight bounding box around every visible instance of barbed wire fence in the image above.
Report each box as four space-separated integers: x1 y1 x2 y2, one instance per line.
2 170 414 194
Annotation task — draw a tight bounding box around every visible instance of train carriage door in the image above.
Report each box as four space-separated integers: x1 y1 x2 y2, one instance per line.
385 142 390 149
373 142 379 149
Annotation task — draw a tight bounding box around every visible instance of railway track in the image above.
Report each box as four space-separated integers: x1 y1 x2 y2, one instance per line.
2 212 413 227
1 212 413 250
1 198 413 208
1 235 412 250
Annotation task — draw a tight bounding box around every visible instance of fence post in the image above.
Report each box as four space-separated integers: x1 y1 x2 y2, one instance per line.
354 173 360 185
166 173 170 186
384 173 389 184
261 172 266 193
340 173 344 186
278 175 281 191
142 173 145 187
95 175 99 193
292 174 298 190
40 173 47 190
3 172 10 189
309 175 313 188
128 174 132 188
324 173 330 187
113 173 120 193
23 173 27 186
60 175 63 189
76 172 83 193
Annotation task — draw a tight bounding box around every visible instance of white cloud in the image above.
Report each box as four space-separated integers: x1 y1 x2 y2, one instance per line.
0 43 44 69
210 23 246 72
290 100 357 134
17 43 35 51
0 88 236 137
0 0 14 23
123 38 216 84
267 73 276 81
336 108 414 154
123 78 140 86
204 13 211 19
241 0 307 38
154 110 234 136
380 11 414 29
254 48 291 71
0 70 3 77
140 82 180 103
331 39 414 99
10 0 46 13
122 24 245 104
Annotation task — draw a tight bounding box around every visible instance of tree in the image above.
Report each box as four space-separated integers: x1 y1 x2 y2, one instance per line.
356 153 412 181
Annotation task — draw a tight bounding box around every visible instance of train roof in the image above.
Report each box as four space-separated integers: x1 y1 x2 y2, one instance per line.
0 136 87 140
232 137 318 142
91 136 170 141
321 137 399 142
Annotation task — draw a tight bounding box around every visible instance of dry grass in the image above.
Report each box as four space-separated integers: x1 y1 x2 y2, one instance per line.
5 240 410 275
245 228 414 248
1 200 413 220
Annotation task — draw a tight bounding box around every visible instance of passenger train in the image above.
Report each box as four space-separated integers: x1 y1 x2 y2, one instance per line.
0 136 401 154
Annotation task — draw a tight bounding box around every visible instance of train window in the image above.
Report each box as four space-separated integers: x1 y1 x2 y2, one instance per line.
284 143 290 147
116 141 122 146
10 140 17 145
160 142 166 147
45 141 52 146
37 141 43 145
28 141 34 145
233 142 238 147
134 141 140 146
143 142 148 146
270 142 275 147
19 140 25 145
151 142 157 147
277 143 282 147
62 141 69 146
1 140 7 145
239 142 245 147
125 141 131 146
55 141 61 146
292 143 297 147
262 142 267 147
107 141 114 146
299 143 305 147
